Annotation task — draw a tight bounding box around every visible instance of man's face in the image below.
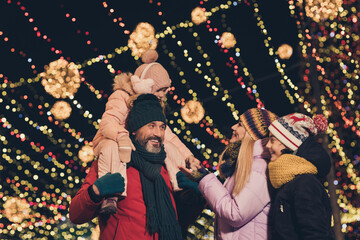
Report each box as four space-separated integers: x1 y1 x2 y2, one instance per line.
134 121 166 153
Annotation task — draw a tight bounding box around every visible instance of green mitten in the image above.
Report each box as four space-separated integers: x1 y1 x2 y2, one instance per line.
176 171 201 195
94 173 125 196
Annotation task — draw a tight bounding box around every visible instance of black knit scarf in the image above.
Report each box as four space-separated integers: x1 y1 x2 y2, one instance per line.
129 137 182 240
220 141 241 178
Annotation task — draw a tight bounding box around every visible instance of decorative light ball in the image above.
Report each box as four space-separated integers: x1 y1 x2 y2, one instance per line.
51 101 72 120
191 7 207 25
78 145 94 163
181 100 205 124
4 197 30 223
277 44 293 59
128 22 158 58
91 225 100 240
220 32 236 49
297 0 343 22
40 59 81 99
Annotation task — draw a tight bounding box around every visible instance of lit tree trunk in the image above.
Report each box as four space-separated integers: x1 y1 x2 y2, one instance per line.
308 53 343 240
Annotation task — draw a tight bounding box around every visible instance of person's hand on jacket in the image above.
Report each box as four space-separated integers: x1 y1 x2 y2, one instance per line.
89 173 125 202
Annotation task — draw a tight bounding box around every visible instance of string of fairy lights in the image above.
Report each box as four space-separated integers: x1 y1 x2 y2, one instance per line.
1 0 359 238
0 0 304 239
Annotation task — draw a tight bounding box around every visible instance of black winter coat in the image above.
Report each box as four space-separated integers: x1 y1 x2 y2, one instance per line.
269 136 335 240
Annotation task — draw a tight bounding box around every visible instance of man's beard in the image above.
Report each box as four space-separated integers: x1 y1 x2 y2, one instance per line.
136 135 163 153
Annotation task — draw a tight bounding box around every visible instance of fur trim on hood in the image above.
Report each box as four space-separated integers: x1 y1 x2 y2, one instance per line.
112 72 136 95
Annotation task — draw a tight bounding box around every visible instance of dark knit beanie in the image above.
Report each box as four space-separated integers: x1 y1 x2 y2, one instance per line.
239 108 278 141
127 94 166 133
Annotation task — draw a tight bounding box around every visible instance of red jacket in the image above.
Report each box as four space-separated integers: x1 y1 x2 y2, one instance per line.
69 160 177 240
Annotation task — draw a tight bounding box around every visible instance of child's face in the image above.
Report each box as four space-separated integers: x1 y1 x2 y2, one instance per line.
266 133 287 161
154 87 169 101
230 122 246 143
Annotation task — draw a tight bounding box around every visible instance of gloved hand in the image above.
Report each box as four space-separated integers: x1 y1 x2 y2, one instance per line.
176 171 201 195
117 135 135 163
179 165 209 182
93 173 125 197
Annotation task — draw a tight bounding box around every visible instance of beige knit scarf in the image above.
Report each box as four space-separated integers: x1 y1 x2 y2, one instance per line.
268 154 318 189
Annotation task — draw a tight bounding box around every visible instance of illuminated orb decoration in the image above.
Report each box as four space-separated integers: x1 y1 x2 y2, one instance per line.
51 100 72 120
78 145 94 163
181 100 205 124
128 22 158 58
297 0 343 22
40 59 81 99
220 32 237 49
277 44 293 59
91 225 100 240
4 197 30 223
191 7 207 25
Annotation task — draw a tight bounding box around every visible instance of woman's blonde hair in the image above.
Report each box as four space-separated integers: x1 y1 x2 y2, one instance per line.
232 132 255 196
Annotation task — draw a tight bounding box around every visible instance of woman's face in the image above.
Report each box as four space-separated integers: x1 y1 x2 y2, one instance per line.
230 122 246 143
266 133 287 161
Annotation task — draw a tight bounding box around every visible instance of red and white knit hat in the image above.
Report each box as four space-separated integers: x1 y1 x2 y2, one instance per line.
268 113 328 151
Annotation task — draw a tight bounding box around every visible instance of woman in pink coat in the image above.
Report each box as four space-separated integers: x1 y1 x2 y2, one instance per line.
177 108 278 239
93 50 199 214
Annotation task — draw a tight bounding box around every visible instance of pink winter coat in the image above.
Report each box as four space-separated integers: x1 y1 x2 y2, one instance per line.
198 140 271 240
92 74 192 190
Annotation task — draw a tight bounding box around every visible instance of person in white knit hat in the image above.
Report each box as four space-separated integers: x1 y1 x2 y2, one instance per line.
266 113 334 240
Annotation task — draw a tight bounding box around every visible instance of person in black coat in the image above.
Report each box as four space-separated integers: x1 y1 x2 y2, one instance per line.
265 113 335 240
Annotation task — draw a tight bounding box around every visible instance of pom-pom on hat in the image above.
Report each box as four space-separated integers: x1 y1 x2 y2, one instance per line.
268 113 328 151
126 94 166 133
131 50 171 94
239 108 278 141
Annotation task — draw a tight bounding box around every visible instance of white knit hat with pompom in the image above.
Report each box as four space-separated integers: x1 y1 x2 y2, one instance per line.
268 113 328 151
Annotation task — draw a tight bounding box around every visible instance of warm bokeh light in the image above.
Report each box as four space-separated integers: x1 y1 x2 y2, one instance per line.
191 7 207 25
78 145 94 163
4 197 30 223
181 100 205 124
90 225 100 240
40 59 81 99
220 32 236 49
128 22 158 58
50 101 72 120
297 0 343 22
277 44 293 59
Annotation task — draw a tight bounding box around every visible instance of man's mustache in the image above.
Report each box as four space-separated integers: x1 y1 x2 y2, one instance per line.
145 136 163 144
